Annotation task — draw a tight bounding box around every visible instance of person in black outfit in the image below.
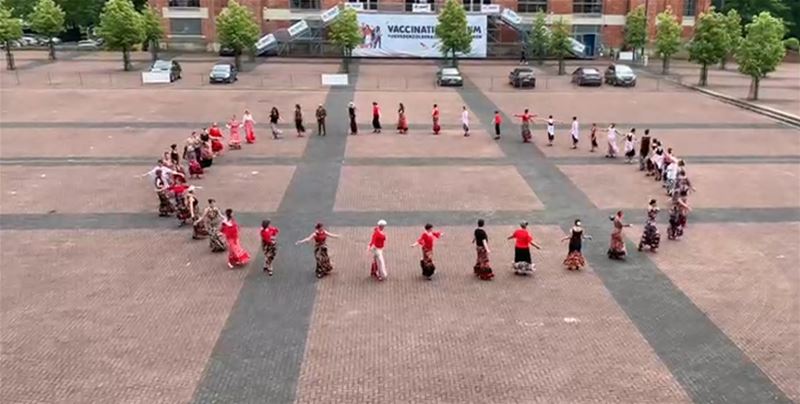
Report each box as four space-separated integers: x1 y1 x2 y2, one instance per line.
561 219 591 270
639 128 651 171
472 219 494 280
348 101 357 135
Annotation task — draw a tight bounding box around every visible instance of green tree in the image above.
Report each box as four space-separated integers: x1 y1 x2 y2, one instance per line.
435 0 472 66
329 7 360 73
736 11 786 100
141 5 163 64
527 11 548 65
216 0 260 70
98 0 143 71
0 0 23 70
624 5 647 60
30 0 66 61
720 9 742 69
688 9 729 86
58 0 105 30
6 0 32 18
548 17 572 75
655 6 682 74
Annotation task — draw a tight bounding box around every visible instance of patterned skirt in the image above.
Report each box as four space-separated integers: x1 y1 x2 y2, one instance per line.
513 261 535 275
176 202 191 224
420 248 435 278
314 244 333 277
262 242 277 271
473 246 494 280
640 221 660 248
192 220 209 239
208 227 227 252
157 191 174 217
521 122 531 141
563 251 585 270
608 230 626 259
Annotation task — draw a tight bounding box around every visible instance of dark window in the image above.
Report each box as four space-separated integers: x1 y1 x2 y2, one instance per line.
168 0 201 7
463 0 491 13
573 0 601 14
354 0 378 10
683 0 696 16
291 0 320 9
169 19 202 36
517 0 547 13
405 0 434 12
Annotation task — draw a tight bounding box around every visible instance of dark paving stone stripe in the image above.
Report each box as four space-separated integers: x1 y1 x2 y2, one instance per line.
189 65 359 404
551 155 800 165
456 79 793 404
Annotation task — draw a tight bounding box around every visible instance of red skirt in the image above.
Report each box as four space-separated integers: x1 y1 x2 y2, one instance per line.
227 238 250 267
211 139 224 153
245 122 256 143
189 160 203 175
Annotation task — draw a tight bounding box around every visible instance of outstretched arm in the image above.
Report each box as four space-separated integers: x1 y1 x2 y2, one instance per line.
324 230 341 239
296 233 314 245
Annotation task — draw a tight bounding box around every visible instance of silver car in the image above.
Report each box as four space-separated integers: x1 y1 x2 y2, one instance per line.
604 64 637 87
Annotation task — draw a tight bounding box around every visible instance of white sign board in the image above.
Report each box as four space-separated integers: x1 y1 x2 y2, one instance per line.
569 37 586 55
618 51 634 61
412 3 431 13
256 33 276 50
480 4 500 14
353 14 487 58
288 20 309 37
141 71 171 84
500 8 521 25
320 5 340 24
344 2 364 10
321 74 349 86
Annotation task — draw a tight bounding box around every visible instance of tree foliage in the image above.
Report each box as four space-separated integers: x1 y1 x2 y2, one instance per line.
655 7 682 74
435 0 472 65
58 0 106 30
548 17 572 75
98 0 143 71
30 0 66 60
688 8 729 86
141 5 163 63
216 0 260 70
329 7 360 72
527 11 548 65
624 5 647 59
0 0 23 70
736 11 786 99
5 0 32 18
720 9 742 69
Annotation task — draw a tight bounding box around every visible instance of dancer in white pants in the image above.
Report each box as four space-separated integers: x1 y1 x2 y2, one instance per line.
368 220 388 281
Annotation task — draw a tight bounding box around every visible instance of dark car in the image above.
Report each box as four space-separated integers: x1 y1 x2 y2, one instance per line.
604 63 637 87
209 63 238 84
219 46 236 56
508 67 536 88
571 67 602 87
436 67 463 87
150 59 182 82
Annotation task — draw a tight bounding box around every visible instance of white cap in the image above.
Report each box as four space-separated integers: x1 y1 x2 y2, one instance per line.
377 220 387 226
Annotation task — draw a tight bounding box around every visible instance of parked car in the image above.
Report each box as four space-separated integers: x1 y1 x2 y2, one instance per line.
436 67 463 87
150 59 182 82
77 39 101 49
19 35 40 46
571 67 603 87
218 46 236 56
209 62 238 84
604 63 637 87
508 67 536 88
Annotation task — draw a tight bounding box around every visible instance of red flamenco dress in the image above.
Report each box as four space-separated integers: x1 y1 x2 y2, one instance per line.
221 219 250 267
209 126 225 154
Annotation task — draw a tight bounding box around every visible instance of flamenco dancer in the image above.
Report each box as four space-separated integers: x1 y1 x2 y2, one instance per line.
371 101 382 133
368 220 388 281
154 169 174 217
410 223 443 280
472 219 494 280
397 103 409 134
545 115 556 146
624 129 636 164
200 199 226 252
638 199 661 252
431 104 441 135
493 110 502 140
260 220 280 275
590 123 598 152
227 114 242 150
461 106 470 137
294 104 306 137
209 123 225 155
187 188 208 240
607 210 632 260
514 109 535 143
508 221 542 276
220 209 250 268
243 109 256 144
606 123 619 158
348 102 358 135
570 116 580 149
561 219 591 271
668 188 692 240
173 183 192 225
269 107 283 139
297 223 341 279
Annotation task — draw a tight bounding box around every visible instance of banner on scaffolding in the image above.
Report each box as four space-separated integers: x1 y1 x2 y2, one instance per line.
352 13 487 58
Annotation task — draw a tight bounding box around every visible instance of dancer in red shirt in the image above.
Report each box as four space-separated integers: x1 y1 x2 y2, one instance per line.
371 102 382 133
493 111 502 140
208 122 224 155
260 219 280 276
508 221 541 275
297 223 341 278
368 220 388 281
514 109 536 143
431 104 441 135
227 115 242 150
411 223 443 280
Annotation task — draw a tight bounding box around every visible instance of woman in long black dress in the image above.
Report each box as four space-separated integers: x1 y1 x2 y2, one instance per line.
561 219 591 270
348 101 357 135
472 219 493 280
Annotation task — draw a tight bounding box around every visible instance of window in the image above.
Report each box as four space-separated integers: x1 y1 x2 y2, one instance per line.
291 0 320 9
405 0 433 12
517 0 547 13
463 0 491 12
573 0 601 14
683 0 696 16
353 0 378 10
168 0 200 7
170 19 202 36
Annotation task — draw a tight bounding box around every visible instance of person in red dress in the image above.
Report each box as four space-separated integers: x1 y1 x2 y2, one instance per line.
297 223 341 279
227 115 242 150
411 223 443 280
514 109 537 143
209 123 224 155
397 103 409 134
371 102 382 133
431 104 441 135
508 221 542 275
368 220 388 281
260 219 280 276
243 109 256 144
220 209 250 268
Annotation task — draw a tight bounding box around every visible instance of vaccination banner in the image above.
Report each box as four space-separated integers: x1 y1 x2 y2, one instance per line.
352 13 487 58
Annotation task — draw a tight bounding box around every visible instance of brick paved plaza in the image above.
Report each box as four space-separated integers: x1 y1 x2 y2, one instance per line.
1 53 799 404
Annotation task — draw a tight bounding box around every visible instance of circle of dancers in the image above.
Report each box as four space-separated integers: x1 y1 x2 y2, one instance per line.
145 103 696 280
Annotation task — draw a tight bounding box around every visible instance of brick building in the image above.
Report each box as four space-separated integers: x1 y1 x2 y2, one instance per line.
150 0 711 56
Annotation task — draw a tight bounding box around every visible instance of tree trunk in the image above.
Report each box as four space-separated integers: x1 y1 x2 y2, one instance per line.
342 48 350 73
558 56 564 75
48 40 56 61
234 51 242 71
748 76 760 100
122 46 131 71
699 63 708 86
536 52 543 65
5 43 15 70
720 56 727 70
662 56 670 74
150 39 158 64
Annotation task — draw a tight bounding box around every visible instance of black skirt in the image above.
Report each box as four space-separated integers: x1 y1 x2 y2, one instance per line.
514 247 531 263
